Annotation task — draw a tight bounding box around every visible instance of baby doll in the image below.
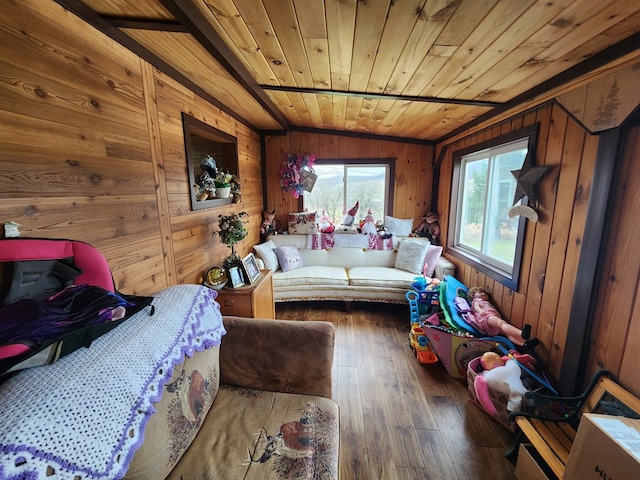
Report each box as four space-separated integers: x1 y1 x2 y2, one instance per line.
475 351 529 412
466 287 539 348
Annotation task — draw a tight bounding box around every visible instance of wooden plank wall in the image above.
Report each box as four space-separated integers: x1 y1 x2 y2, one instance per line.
0 0 263 295
435 103 599 382
263 132 434 228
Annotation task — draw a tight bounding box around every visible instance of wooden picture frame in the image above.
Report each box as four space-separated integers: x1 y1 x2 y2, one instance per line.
242 253 261 284
228 265 245 288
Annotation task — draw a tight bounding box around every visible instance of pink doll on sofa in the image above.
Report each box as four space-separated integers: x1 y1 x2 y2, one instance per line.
465 287 539 348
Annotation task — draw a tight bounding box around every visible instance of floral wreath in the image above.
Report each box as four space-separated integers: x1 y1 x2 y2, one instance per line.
279 153 316 198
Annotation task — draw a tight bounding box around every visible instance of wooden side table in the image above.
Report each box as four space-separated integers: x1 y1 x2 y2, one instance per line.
214 269 275 319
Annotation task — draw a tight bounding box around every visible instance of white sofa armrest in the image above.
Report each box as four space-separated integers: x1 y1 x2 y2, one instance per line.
435 256 455 279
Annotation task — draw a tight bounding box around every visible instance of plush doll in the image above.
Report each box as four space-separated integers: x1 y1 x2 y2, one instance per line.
375 221 392 239
361 209 377 235
260 209 277 241
318 210 335 233
474 351 530 413
464 287 539 348
341 201 359 226
413 212 441 244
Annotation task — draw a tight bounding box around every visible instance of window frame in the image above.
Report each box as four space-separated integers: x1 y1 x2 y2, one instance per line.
447 124 539 291
300 158 395 219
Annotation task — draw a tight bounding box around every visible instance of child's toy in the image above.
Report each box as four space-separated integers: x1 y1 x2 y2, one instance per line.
474 351 529 412
423 325 499 379
360 209 377 235
406 290 421 326
406 291 439 364
412 212 440 244
415 335 438 364
260 209 277 241
466 286 539 348
318 209 335 233
408 324 438 364
341 201 359 226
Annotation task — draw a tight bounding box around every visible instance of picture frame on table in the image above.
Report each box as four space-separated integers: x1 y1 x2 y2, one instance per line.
242 253 261 284
228 265 245 288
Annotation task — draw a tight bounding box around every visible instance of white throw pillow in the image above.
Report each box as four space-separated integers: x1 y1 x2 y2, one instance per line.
253 240 279 272
385 216 413 237
273 245 305 272
394 240 429 274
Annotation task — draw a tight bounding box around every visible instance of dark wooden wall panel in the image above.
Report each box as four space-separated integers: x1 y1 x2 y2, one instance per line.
590 123 640 390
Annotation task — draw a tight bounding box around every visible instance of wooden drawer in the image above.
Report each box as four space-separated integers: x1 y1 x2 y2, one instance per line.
217 295 252 317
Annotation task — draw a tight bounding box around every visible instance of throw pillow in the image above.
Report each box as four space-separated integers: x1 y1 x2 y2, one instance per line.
394 240 429 274
273 245 304 272
385 216 413 237
423 245 443 278
253 240 279 272
288 211 319 234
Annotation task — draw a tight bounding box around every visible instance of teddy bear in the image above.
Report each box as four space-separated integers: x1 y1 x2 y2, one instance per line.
260 209 277 242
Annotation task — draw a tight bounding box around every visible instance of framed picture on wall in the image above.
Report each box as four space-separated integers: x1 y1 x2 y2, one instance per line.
300 168 317 192
228 266 245 288
242 253 261 284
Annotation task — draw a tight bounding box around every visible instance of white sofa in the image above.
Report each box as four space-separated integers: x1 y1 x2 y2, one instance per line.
254 234 455 307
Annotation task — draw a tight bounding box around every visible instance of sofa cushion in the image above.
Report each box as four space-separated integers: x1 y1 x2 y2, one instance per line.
348 266 417 288
253 240 279 271
288 211 319 234
394 240 430 274
385 216 413 237
274 245 304 272
165 385 339 480
274 265 349 287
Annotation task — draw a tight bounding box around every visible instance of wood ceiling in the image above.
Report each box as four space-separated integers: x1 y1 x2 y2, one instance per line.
60 0 640 143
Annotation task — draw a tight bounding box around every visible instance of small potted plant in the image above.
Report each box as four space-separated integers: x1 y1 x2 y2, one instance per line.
215 211 248 270
214 170 234 198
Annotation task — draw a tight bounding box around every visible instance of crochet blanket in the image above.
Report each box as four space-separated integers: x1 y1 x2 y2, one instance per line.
307 232 396 250
0 284 226 480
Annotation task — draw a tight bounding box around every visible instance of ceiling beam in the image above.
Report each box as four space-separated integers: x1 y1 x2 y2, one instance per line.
158 0 291 130
259 85 502 108
103 16 187 32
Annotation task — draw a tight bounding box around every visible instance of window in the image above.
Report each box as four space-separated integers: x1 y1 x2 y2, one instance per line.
303 159 394 224
448 125 538 290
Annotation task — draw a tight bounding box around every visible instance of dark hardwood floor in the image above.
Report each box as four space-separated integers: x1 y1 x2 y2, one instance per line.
275 301 518 480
